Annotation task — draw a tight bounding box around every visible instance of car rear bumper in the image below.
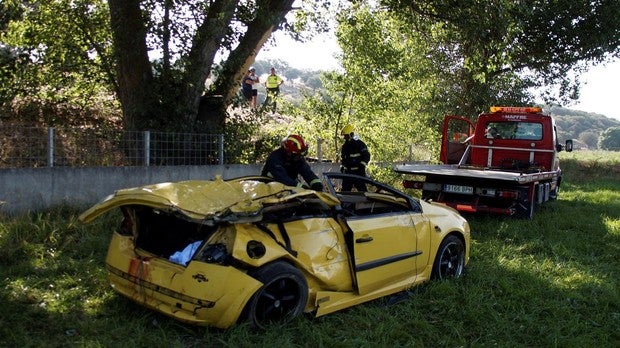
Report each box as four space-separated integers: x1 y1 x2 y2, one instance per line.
105 233 262 328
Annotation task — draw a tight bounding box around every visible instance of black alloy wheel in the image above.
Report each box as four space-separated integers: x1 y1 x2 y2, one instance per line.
431 235 465 280
244 261 308 329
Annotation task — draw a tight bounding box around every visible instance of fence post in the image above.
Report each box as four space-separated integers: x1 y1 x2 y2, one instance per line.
144 131 150 166
219 134 224 164
47 127 54 167
316 137 324 162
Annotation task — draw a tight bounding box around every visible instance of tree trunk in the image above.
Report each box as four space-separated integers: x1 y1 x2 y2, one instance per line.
214 0 295 106
179 0 238 133
107 0 155 131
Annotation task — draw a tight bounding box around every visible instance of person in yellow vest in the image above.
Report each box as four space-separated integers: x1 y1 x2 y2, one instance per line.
264 67 284 113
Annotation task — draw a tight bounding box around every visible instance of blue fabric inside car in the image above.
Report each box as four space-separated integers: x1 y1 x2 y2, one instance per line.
169 241 202 265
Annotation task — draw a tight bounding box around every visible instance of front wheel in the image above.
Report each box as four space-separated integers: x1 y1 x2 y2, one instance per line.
243 261 308 329
431 235 465 280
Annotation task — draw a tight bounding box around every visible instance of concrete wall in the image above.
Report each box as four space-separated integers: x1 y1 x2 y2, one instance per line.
0 163 339 216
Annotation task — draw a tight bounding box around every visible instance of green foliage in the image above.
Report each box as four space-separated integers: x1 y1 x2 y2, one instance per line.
381 0 620 106
223 108 283 164
0 1 24 32
1 0 619 154
287 7 445 165
0 153 618 346
0 0 114 114
560 150 620 180
285 2 548 167
598 126 620 151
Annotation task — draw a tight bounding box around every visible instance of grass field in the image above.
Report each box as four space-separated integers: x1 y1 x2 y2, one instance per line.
1 151 618 347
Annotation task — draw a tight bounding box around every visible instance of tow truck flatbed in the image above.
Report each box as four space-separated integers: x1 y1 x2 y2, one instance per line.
394 163 558 184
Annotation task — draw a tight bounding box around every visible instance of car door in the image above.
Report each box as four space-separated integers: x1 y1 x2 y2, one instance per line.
323 172 431 295
440 115 475 164
344 194 427 295
346 214 416 295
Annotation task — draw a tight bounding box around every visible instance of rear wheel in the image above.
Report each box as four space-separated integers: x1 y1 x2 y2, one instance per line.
243 261 308 329
515 185 535 219
431 235 465 280
550 177 561 200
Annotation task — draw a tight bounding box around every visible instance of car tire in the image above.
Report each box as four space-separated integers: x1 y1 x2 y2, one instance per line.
243 261 308 329
431 235 465 280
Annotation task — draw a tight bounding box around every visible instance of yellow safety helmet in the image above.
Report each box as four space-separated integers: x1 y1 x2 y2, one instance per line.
341 124 354 136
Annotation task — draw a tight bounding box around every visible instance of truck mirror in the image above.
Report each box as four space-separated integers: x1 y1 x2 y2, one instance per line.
565 139 573 152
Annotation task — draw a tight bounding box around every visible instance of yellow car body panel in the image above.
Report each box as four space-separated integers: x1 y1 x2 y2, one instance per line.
80 174 470 328
420 200 471 264
105 232 263 328
79 176 340 223
347 213 418 295
314 271 430 317
230 219 354 292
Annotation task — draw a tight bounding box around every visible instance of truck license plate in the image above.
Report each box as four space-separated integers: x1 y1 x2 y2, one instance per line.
443 184 474 194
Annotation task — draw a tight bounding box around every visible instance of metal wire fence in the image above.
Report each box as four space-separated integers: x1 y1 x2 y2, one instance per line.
0 126 224 168
1 125 445 169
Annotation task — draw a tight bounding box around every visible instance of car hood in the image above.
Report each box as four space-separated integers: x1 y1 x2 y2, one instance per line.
79 176 340 223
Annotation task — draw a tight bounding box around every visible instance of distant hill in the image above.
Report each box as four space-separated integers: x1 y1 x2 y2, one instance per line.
546 106 620 149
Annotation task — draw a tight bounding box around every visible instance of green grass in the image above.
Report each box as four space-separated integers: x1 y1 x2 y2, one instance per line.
1 151 619 347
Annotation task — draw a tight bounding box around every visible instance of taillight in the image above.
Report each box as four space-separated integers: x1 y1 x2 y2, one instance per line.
497 190 518 199
403 180 424 189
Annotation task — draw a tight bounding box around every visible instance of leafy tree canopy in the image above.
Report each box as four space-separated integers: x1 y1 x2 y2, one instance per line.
380 0 620 109
1 0 619 166
0 0 115 120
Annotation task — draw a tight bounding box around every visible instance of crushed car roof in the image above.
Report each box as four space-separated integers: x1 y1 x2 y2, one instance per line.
79 176 340 223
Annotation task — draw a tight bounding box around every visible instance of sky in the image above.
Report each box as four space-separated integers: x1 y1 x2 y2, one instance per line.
256 33 620 121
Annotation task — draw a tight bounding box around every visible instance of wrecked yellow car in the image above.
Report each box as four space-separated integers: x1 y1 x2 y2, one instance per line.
79 173 470 329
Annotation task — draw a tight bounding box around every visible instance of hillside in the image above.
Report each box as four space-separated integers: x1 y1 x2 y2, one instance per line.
546 106 620 149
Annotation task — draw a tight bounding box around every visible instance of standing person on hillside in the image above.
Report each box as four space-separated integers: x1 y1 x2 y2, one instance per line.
261 134 324 191
241 68 254 105
340 124 370 192
264 67 284 113
249 67 259 109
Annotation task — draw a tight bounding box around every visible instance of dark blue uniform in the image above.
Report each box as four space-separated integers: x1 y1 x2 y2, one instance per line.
261 147 323 190
341 137 370 191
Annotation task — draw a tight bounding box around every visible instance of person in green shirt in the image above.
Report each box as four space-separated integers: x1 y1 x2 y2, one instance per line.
264 67 284 113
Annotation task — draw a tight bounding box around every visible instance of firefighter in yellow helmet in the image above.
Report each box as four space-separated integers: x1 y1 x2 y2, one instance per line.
340 124 370 191
261 134 324 191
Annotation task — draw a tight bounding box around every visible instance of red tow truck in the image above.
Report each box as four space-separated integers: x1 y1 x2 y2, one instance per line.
395 106 573 219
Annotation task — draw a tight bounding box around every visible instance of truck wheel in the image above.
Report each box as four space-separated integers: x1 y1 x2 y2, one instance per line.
550 177 561 200
515 186 535 219
243 261 308 329
431 235 465 280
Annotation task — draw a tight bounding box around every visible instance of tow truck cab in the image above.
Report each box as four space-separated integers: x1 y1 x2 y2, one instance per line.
441 106 573 171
